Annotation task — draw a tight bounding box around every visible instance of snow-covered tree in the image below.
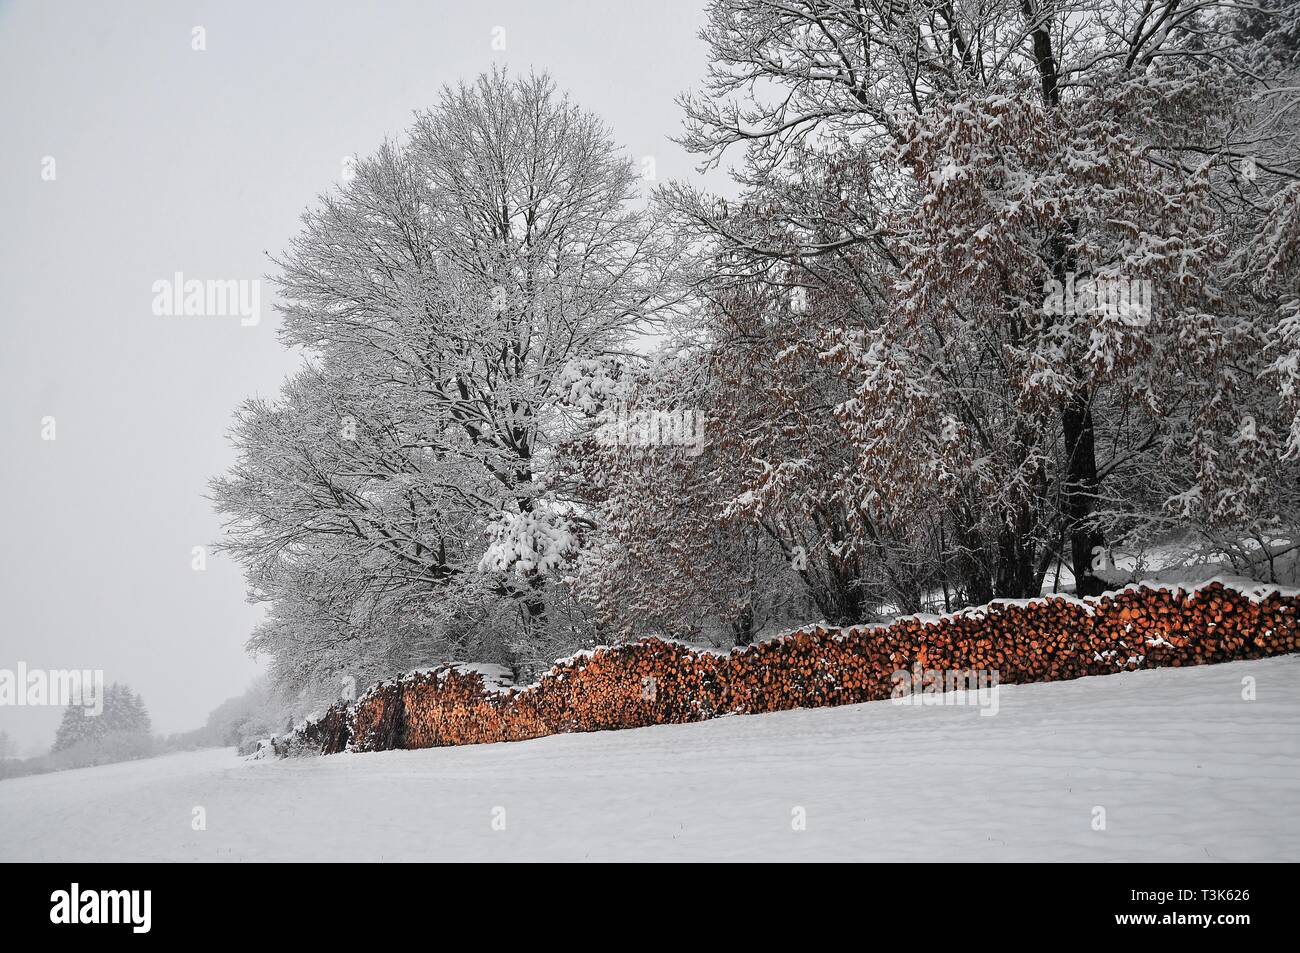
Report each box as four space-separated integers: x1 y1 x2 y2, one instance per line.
664 0 1300 600
52 683 152 765
215 69 679 688
562 347 814 642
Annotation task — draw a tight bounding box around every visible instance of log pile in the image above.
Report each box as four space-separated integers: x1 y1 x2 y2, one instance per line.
291 579 1300 756
295 701 351 753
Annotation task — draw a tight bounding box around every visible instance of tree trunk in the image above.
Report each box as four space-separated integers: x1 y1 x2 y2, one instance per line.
1062 388 1107 597
1024 0 1108 599
731 605 755 647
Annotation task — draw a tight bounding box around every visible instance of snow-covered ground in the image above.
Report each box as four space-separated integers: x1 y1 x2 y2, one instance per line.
2 656 1298 861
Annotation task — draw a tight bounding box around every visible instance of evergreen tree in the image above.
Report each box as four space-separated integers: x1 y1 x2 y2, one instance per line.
52 683 152 754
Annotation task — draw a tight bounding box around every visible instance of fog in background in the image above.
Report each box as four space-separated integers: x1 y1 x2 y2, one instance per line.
0 0 726 751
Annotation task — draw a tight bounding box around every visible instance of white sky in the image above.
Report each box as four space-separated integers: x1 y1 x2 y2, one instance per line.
0 0 730 751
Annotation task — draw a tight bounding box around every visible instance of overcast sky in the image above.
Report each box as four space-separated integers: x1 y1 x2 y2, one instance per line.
0 0 729 751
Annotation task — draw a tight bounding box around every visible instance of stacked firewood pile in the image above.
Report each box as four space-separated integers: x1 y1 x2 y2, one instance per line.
295 701 351 753
291 580 1300 756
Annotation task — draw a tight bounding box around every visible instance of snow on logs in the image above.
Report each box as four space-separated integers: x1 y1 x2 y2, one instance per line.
292 579 1300 755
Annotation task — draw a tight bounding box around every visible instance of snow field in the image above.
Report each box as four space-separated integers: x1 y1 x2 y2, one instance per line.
1 655 1296 862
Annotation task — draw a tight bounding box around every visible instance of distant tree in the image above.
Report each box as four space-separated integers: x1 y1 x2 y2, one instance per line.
52 683 152 763
52 700 96 752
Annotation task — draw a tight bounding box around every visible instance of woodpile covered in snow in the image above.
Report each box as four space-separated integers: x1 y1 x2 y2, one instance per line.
293 579 1300 755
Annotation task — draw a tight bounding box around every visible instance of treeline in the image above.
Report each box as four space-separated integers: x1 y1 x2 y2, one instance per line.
0 683 152 779
0 677 305 780
212 2 1300 702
